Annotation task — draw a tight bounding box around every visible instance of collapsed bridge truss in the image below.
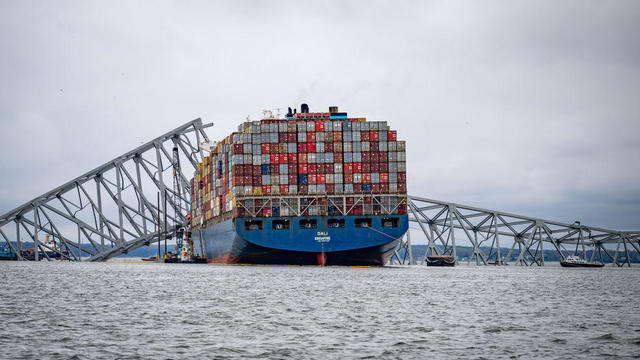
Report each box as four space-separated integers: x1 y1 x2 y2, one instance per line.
0 119 211 261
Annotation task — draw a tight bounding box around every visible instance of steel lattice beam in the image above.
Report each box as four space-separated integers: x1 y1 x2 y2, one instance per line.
0 119 212 261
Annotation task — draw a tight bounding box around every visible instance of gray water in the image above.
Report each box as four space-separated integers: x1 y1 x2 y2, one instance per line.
1 262 639 359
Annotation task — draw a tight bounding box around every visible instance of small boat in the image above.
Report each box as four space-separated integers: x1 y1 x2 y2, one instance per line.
0 247 17 261
560 255 604 268
141 256 158 262
426 255 456 267
487 260 508 265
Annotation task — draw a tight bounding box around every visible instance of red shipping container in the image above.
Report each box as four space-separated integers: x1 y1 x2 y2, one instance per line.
398 172 406 184
371 142 379 152
271 165 279 174
262 207 271 217
243 175 252 184
315 121 324 132
388 130 397 141
398 183 406 192
379 152 388 162
325 164 333 173
308 164 317 174
309 174 317 184
326 184 335 194
253 165 261 175
361 131 370 141
372 184 380 193
270 154 277 164
398 204 407 214
362 152 370 163
262 185 271 195
298 185 308 194
253 176 261 186
334 153 343 163
288 174 297 184
354 184 362 193
333 132 342 141
363 173 371 183
307 132 316 142
288 154 297 164
232 176 243 186
344 174 354 183
280 185 289 194
354 162 362 173
380 183 389 193
298 153 307 163
380 173 389 183
344 163 353 174
318 174 326 184
379 162 388 172
288 133 296 142
370 131 379 141
231 144 243 154
288 164 297 174
307 143 316 153
371 163 379 172
298 164 308 174
298 143 306 153
325 142 334 152
363 163 370 173
261 144 269 154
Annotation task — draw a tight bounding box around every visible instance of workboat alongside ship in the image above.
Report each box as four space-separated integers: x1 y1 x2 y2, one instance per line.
190 105 408 265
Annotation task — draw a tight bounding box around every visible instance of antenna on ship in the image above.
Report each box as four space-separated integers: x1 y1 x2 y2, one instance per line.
172 145 184 256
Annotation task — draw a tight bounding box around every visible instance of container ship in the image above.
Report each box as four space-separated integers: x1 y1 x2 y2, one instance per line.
190 104 408 266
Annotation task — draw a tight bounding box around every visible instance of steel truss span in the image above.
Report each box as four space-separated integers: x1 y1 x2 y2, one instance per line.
0 119 211 261
392 196 640 267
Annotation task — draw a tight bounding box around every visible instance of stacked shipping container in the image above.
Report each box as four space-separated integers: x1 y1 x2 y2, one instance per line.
191 109 407 227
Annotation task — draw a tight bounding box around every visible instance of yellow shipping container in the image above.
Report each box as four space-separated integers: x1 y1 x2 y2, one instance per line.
253 187 263 196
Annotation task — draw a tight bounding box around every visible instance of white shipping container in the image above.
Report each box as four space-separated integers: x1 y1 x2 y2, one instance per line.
288 185 298 194
352 141 362 152
278 122 287 132
287 143 297 153
388 141 397 151
298 132 306 142
308 184 317 194
261 123 269 132
243 154 252 164
316 132 324 142
344 152 353 163
271 185 280 195
388 162 398 172
325 153 334 163
397 141 406 151
326 173 334 184
306 121 315 131
252 155 262 165
271 175 279 185
334 183 344 194
353 122 361 131
362 141 370 152
353 152 362 162
334 142 343 152
308 153 317 163
252 134 261 144
361 122 369 131
324 121 331 130
352 131 361 142
270 133 278 143
344 183 354 193
335 173 344 183
353 173 362 183
334 163 343 173
379 142 388 152
280 174 288 184
280 164 288 174
343 131 352 142
332 121 342 131
232 133 241 143
269 123 278 132
317 184 326 193
261 154 270 164
243 144 252 153
343 142 352 152
397 152 406 162
262 175 271 185
372 173 380 183
398 162 406 172
388 152 396 161
261 132 269 143
389 183 398 193
317 142 325 153
389 173 398 183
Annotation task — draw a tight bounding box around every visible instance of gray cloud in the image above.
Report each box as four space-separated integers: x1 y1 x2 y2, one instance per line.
1 0 639 229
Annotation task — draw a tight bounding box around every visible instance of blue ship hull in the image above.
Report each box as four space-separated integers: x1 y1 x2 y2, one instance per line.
193 215 408 266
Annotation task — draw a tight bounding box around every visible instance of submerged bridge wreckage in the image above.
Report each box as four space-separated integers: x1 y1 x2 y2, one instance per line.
1 119 638 266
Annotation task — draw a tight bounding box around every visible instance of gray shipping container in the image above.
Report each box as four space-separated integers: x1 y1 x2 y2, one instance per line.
262 175 271 185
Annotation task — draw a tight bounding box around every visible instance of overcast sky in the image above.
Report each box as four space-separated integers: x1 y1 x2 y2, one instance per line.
1 0 639 230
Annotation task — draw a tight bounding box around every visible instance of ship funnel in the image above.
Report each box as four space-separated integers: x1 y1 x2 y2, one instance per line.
329 106 338 114
301 103 309 113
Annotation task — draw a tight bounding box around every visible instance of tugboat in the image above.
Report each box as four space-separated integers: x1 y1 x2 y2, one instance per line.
560 255 604 268
0 246 17 261
425 255 456 267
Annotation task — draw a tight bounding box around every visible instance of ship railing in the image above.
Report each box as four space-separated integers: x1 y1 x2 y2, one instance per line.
233 194 407 218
